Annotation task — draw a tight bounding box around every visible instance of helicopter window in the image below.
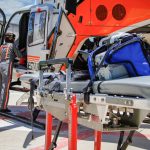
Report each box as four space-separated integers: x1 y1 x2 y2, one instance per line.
28 11 47 46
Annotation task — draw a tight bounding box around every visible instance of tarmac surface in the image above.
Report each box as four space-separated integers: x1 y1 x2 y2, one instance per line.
0 90 149 150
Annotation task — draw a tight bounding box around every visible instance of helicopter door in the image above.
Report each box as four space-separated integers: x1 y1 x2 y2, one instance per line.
0 8 6 45
27 5 49 71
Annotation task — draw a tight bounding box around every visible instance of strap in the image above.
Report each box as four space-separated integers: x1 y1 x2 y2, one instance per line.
83 46 111 94
120 130 135 150
117 131 125 150
97 81 103 93
50 82 61 93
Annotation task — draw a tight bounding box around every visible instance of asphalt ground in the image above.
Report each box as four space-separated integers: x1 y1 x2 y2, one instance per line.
0 90 149 150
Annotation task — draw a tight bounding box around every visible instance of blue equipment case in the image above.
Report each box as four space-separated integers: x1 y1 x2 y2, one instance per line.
87 36 150 79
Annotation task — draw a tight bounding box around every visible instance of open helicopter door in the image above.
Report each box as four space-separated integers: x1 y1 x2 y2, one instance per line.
27 4 51 71
48 8 76 71
49 8 76 60
0 8 6 45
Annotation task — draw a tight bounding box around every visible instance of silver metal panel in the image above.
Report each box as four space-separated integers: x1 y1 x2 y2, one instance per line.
54 13 76 59
90 94 150 110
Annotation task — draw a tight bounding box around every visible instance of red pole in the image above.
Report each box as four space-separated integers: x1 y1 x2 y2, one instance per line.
68 95 78 150
45 113 53 150
94 131 102 150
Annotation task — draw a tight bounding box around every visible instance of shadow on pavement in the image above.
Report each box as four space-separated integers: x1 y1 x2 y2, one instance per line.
23 131 44 148
102 130 150 150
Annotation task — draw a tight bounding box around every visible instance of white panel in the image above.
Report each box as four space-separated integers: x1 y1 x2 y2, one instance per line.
54 13 76 59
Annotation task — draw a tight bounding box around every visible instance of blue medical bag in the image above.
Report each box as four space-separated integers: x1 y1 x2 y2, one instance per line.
105 37 150 76
88 36 150 79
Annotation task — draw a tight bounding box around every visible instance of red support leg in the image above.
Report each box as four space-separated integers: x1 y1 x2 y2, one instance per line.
45 113 53 150
68 95 78 150
94 131 102 150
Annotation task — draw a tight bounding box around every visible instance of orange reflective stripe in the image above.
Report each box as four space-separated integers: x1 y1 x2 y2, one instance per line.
5 47 10 59
0 45 11 59
27 55 40 62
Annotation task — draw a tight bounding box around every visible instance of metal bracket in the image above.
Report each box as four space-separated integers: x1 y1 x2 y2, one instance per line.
39 58 73 99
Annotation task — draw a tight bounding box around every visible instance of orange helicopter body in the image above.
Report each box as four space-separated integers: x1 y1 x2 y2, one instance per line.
67 0 150 58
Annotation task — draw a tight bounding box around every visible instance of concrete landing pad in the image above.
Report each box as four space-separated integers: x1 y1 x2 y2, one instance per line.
0 91 149 150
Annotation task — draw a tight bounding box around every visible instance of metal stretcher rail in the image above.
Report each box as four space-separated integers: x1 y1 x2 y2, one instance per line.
90 94 150 110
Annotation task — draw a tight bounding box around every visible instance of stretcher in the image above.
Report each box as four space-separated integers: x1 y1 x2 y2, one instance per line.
36 58 150 132
33 58 150 150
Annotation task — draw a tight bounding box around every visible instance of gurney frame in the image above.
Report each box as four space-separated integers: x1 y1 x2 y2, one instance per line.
38 58 150 150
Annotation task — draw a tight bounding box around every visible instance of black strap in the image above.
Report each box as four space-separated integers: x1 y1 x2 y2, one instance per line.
117 130 135 150
117 131 125 150
97 81 103 93
83 46 111 101
49 121 63 150
50 82 61 93
120 130 135 150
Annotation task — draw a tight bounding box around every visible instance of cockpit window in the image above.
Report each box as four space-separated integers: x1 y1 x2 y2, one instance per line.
28 11 46 46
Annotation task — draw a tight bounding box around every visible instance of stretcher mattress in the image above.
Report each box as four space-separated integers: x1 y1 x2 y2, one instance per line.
49 76 150 98
93 76 150 98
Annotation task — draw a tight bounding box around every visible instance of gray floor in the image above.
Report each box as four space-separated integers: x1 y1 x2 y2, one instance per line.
0 91 149 150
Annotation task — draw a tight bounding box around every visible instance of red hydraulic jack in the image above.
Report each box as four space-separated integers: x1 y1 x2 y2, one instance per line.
45 95 102 150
